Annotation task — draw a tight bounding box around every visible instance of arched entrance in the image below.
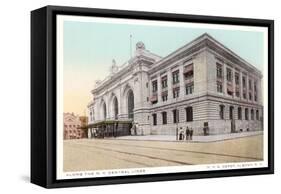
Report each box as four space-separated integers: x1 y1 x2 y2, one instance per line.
113 97 118 119
127 90 134 119
102 102 107 120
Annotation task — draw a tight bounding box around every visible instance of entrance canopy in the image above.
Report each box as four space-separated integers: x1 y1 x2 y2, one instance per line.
81 120 133 138
87 120 132 128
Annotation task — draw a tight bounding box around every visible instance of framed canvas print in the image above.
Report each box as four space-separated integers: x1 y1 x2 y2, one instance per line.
31 5 274 188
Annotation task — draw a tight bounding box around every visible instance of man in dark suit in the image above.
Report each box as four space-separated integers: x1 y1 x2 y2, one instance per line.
186 127 190 141
190 128 194 140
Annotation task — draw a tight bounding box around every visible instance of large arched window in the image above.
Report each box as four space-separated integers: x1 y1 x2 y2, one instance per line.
113 97 118 119
102 102 107 120
90 112 92 121
127 90 134 119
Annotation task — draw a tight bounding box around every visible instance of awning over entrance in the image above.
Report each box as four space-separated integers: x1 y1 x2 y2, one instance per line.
81 120 133 138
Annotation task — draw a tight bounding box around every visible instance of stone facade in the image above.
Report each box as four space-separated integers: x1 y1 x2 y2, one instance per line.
88 33 263 136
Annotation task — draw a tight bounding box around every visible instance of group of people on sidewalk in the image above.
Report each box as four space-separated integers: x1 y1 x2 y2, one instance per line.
178 126 194 141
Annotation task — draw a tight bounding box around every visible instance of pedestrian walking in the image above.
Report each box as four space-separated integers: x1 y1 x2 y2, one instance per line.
179 127 184 140
186 127 190 141
190 128 193 140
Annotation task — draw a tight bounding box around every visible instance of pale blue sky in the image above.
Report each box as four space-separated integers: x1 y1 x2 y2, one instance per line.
63 20 265 115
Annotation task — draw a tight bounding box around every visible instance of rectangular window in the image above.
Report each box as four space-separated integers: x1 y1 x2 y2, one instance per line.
238 107 242 120
217 81 223 93
173 109 179 123
251 109 254 120
226 68 232 82
152 113 157 125
249 92 252 100
161 76 167 89
236 90 240 97
185 107 193 122
162 112 167 125
227 84 233 96
184 64 194 80
162 94 168 101
173 87 180 98
229 106 234 120
243 92 247 99
254 81 257 91
219 105 224 119
256 110 259 120
242 76 246 88
152 80 157 93
185 83 194 95
172 70 179 84
249 79 252 90
216 63 223 78
235 72 240 85
254 81 258 101
245 108 249 120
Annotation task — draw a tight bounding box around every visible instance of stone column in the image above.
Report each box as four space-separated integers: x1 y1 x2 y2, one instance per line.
119 85 126 119
239 71 243 100
157 74 161 102
167 69 173 101
246 74 249 102
106 94 110 120
97 98 101 121
223 62 227 95
231 67 235 98
257 78 262 105
179 64 185 98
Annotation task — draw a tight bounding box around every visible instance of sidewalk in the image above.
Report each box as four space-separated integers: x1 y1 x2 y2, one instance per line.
113 131 263 143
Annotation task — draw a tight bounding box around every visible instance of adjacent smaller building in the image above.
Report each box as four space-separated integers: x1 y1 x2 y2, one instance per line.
63 113 88 139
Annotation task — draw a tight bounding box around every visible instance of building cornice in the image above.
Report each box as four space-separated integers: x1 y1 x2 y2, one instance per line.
148 33 262 77
92 33 263 94
205 38 262 77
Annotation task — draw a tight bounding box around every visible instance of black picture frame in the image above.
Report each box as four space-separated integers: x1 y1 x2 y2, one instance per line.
31 5 274 188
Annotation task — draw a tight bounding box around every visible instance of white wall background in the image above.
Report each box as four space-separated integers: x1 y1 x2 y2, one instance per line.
0 0 279 193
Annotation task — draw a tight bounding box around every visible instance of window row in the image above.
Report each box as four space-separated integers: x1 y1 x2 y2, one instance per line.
65 130 81 134
151 64 194 99
216 63 258 101
152 83 194 103
219 105 260 121
64 124 80 128
152 107 193 125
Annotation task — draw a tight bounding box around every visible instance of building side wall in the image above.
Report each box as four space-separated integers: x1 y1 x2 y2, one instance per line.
149 98 262 136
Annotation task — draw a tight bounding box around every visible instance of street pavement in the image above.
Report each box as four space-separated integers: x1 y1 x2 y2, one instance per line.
112 131 263 142
63 133 263 172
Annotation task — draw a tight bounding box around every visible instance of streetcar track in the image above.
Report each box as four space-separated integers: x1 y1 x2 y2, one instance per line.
77 140 263 161
69 142 194 165
66 144 152 167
